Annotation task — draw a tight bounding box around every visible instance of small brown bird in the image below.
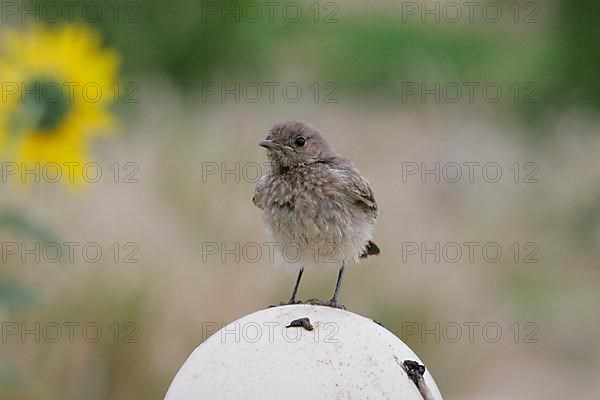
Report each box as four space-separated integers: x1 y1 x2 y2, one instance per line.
253 121 380 307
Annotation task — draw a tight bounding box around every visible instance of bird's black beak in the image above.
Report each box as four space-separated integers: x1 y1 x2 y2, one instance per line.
259 140 294 152
259 139 277 149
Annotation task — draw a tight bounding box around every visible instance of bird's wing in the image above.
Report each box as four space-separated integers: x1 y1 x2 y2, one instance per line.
324 158 378 212
346 172 377 211
252 175 268 209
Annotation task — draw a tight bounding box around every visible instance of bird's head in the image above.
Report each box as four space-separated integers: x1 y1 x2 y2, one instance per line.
260 121 335 169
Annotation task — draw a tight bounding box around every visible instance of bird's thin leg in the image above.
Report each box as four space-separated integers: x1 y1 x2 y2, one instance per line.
329 263 345 304
288 267 304 304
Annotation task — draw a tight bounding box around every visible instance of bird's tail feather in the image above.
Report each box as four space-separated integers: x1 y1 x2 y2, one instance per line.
360 240 381 258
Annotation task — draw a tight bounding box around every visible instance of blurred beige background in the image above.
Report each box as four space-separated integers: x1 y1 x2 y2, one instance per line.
1 0 599 399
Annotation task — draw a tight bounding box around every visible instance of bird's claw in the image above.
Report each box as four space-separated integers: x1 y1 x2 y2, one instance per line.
268 299 304 308
282 299 304 306
269 299 346 310
305 298 346 310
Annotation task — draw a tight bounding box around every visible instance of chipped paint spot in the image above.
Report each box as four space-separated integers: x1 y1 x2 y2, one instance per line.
286 317 314 331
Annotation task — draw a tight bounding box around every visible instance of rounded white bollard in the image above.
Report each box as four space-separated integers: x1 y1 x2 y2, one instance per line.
165 305 443 400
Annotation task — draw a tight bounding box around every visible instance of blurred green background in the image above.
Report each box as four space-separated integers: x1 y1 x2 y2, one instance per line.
1 0 599 399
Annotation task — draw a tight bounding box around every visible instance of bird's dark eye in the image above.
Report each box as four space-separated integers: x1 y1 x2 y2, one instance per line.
295 137 306 147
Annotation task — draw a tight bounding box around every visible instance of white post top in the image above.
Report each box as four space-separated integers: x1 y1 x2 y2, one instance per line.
165 304 443 400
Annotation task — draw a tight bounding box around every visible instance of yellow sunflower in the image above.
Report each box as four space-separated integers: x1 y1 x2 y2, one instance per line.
0 24 119 184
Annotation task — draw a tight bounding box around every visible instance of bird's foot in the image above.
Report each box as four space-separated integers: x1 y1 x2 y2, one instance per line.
305 298 346 310
282 299 304 306
268 299 304 308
